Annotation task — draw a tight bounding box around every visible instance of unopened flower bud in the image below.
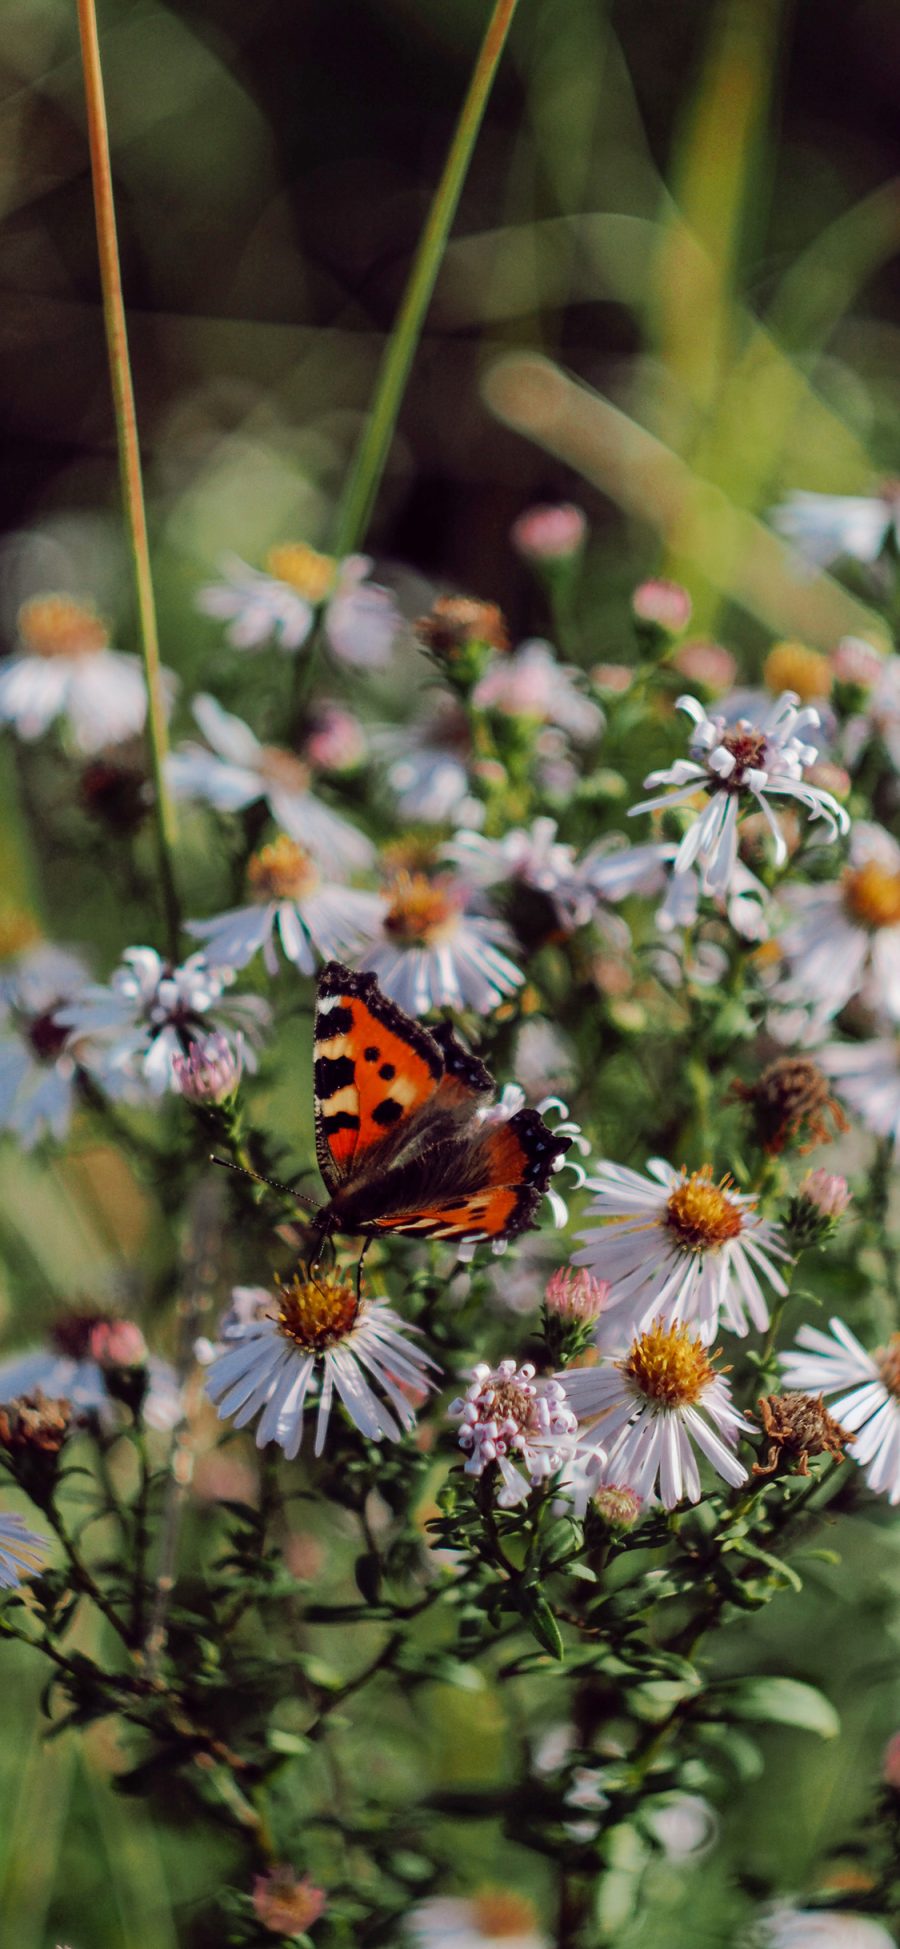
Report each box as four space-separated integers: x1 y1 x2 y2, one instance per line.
592 1483 643 1530
784 1170 851 1250
303 702 366 774
671 640 737 695
632 578 692 638
544 1267 610 1323
252 1866 326 1936
800 1169 851 1218
511 502 587 564
89 1319 148 1371
173 1031 242 1106
832 635 885 691
591 662 633 695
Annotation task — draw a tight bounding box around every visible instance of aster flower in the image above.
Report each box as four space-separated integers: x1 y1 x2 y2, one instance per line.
449 1361 580 1508
172 1030 243 1105
629 692 848 896
358 871 523 1017
444 820 628 939
584 837 770 944
186 834 385 977
770 483 900 570
0 1312 180 1432
0 1511 48 1590
197 544 397 666
777 823 900 1021
0 945 113 1148
755 1907 897 1949
372 697 482 828
574 1159 789 1342
407 1891 549 1949
779 1316 900 1505
559 1321 747 1509
817 1034 900 1144
58 946 269 1098
167 694 374 873
0 594 174 754
473 640 603 744
205 1273 436 1459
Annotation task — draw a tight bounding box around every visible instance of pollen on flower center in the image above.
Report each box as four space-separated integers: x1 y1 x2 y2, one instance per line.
842 860 900 930
717 727 768 787
258 745 311 795
623 1321 715 1407
247 835 320 903
18 594 108 660
471 1889 539 1937
265 542 337 604
876 1334 900 1398
276 1272 359 1352
484 1380 535 1432
665 1170 744 1250
383 871 461 945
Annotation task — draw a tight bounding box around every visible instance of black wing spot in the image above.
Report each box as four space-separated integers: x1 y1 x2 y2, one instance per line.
321 1111 360 1136
315 1054 355 1097
372 1097 404 1127
364 1045 380 1062
318 1004 352 1038
379 1062 395 1080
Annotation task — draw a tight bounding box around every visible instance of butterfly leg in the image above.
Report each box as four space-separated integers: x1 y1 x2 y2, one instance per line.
355 1237 372 1302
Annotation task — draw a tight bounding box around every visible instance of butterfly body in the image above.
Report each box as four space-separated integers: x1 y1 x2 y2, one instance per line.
310 962 571 1249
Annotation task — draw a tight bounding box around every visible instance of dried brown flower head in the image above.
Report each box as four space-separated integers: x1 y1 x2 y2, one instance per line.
415 595 509 662
0 1392 72 1456
752 1391 851 1477
251 1865 326 1936
733 1054 848 1154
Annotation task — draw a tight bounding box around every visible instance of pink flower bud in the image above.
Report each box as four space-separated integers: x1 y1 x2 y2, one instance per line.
304 702 366 774
511 503 587 563
89 1319 148 1371
671 640 738 695
883 1730 900 1789
632 578 692 635
252 1867 326 1936
544 1267 610 1323
832 635 886 690
592 1483 643 1529
799 1169 850 1218
591 663 633 694
172 1031 242 1105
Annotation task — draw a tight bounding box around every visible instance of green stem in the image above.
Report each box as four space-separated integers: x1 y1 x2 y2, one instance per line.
75 0 181 961
332 0 521 555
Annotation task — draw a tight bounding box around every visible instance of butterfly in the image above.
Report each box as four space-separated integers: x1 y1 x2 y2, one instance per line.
299 959 572 1253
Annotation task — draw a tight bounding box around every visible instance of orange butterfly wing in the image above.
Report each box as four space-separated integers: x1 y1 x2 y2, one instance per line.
314 963 444 1187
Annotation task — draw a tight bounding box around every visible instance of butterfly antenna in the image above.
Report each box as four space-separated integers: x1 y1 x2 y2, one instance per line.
210 1155 321 1214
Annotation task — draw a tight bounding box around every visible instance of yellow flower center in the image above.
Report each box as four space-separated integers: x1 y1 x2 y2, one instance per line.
265 542 337 604
383 871 460 946
471 1890 539 1938
277 1272 359 1352
623 1321 716 1407
876 1334 900 1399
18 594 108 659
258 744 311 795
247 835 319 903
763 641 832 702
0 907 42 960
842 860 900 931
665 1170 744 1251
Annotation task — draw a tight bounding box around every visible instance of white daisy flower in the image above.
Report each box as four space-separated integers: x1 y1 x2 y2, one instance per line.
449 1360 580 1508
770 484 900 570
779 1315 900 1505
574 1158 788 1343
584 838 770 943
358 871 523 1017
0 594 174 755
444 820 627 940
407 1891 549 1949
186 833 385 977
197 544 398 666
818 1034 900 1143
372 696 482 829
559 1320 747 1509
167 694 374 874
0 945 116 1148
0 1312 181 1432
777 823 900 1022
629 692 849 896
473 639 603 744
58 946 269 1098
205 1272 436 1458
0 1511 48 1590
756 1906 897 1949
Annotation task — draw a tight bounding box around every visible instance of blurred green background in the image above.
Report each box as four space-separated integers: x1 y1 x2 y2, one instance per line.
4 1 900 1943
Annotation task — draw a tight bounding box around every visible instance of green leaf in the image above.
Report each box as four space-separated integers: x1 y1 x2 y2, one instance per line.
523 1593 565 1660
710 1676 839 1738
